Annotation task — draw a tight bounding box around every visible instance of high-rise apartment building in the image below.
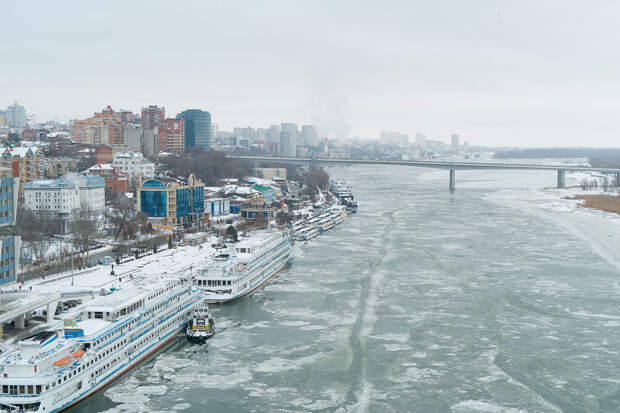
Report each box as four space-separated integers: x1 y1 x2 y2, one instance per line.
141 106 165 130
301 125 319 147
72 106 125 146
157 119 185 153
7 102 27 129
268 124 280 143
451 134 459 148
123 123 143 152
0 111 7 127
280 123 298 157
381 130 409 148
176 109 212 149
415 132 427 148
233 127 257 140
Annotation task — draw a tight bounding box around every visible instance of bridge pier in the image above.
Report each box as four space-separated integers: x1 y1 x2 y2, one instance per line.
15 314 25 329
449 169 455 191
557 169 566 189
46 301 58 323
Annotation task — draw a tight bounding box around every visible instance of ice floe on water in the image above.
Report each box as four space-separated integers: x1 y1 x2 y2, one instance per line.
135 385 167 395
368 333 409 343
451 400 527 413
383 343 410 352
252 353 322 374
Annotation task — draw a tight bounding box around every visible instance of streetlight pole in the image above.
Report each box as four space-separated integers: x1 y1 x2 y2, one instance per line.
71 242 74 287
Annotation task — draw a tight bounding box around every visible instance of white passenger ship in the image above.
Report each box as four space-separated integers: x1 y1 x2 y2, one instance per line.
329 180 353 198
195 231 293 304
0 277 202 413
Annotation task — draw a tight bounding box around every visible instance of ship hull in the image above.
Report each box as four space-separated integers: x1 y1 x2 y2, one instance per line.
52 324 186 413
205 259 289 305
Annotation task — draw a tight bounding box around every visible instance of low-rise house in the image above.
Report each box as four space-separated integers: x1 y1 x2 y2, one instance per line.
204 197 230 217
252 184 276 203
251 167 287 180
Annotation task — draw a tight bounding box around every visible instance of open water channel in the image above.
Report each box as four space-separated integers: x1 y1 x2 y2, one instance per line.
74 164 620 413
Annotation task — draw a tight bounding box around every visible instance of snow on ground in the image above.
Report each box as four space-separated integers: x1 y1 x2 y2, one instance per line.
6 235 219 295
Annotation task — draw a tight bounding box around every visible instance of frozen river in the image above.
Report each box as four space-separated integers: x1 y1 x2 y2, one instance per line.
74 164 620 413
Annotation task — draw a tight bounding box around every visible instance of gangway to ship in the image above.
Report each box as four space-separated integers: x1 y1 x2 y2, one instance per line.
0 292 61 328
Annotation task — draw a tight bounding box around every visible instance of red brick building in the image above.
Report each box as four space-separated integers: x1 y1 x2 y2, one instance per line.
87 163 128 193
95 144 128 164
157 118 185 153
141 106 165 130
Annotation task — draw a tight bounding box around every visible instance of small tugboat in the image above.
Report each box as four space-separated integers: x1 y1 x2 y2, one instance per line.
186 302 215 343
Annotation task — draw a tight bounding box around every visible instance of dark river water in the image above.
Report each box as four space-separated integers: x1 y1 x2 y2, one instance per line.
74 165 620 413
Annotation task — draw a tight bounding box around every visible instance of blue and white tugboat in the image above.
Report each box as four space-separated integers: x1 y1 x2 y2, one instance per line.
186 302 215 343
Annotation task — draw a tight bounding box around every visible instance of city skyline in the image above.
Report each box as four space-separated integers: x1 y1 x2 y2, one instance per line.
4 1 620 147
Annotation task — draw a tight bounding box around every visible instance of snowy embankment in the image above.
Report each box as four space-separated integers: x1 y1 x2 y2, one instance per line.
7 234 219 294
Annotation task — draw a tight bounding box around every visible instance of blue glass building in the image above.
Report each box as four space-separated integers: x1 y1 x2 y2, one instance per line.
138 174 206 231
176 109 212 149
0 177 19 285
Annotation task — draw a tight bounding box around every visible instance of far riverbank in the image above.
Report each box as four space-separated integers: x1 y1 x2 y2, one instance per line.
566 194 620 215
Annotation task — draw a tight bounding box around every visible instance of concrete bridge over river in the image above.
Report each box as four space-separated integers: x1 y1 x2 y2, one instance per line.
230 155 620 191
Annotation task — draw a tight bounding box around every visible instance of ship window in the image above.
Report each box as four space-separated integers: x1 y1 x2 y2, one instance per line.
19 385 25 394
95 312 103 319
27 385 33 394
9 385 17 395
2 385 7 393
36 385 41 394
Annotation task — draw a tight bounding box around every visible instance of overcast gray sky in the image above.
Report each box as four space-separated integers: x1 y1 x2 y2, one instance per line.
2 0 619 147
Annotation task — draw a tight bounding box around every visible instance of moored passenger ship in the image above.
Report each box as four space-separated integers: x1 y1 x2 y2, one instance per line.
195 231 293 304
0 278 202 412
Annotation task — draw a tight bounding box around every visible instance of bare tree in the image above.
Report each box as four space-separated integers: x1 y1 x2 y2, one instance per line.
110 195 135 241
252 214 269 230
276 211 293 226
72 203 98 266
306 168 330 190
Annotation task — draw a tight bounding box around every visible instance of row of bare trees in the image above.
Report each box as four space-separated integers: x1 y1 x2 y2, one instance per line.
163 147 252 185
580 178 619 192
16 203 100 276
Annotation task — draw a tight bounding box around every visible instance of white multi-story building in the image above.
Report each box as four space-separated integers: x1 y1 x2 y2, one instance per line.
6 101 27 129
381 130 409 148
204 197 230 217
112 151 155 182
279 123 297 157
23 174 105 234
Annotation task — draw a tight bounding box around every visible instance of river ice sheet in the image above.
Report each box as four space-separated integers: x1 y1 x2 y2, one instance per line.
74 165 620 413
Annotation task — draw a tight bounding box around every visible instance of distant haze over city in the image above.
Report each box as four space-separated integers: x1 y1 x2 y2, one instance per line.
3 1 620 147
